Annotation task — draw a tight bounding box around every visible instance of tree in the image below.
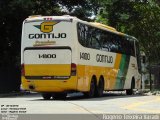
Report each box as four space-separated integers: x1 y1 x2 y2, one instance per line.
0 0 99 93
96 0 160 64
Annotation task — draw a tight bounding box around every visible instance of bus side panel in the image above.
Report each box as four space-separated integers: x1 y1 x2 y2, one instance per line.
124 56 141 89
76 45 117 92
106 53 122 90
77 65 86 91
77 65 105 92
114 54 130 89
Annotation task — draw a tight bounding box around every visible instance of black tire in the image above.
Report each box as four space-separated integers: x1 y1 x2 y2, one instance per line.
42 93 52 100
126 89 133 95
95 78 104 97
126 79 135 95
53 93 67 100
84 78 96 98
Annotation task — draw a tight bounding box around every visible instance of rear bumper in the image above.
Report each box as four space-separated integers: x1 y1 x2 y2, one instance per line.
21 76 77 92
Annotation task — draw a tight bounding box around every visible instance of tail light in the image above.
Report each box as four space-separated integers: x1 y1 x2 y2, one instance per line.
21 64 25 76
71 63 77 76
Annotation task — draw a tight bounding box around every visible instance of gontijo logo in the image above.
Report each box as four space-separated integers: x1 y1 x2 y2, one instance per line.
34 21 58 33
29 21 67 39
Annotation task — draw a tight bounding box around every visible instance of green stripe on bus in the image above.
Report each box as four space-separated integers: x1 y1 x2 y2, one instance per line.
115 54 130 89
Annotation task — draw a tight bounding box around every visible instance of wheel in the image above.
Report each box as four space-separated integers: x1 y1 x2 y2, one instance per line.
126 79 135 95
84 78 96 98
53 93 67 100
95 78 104 97
126 89 133 95
42 93 52 100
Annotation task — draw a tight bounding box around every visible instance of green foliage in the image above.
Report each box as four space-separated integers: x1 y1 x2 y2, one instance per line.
97 0 160 64
0 0 99 92
0 0 98 68
1 0 160 68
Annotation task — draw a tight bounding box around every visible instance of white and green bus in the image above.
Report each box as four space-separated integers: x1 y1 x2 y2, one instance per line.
21 15 141 99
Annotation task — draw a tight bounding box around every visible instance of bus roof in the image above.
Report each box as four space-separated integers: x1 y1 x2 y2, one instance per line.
25 15 137 41
25 15 78 22
89 22 117 32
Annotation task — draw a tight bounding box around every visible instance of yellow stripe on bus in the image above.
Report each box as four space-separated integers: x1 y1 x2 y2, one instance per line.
109 53 122 89
25 64 71 76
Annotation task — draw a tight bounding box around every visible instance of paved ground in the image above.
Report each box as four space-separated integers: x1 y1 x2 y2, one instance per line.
0 92 160 114
0 92 160 120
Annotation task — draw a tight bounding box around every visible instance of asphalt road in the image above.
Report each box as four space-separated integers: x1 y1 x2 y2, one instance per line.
0 92 160 120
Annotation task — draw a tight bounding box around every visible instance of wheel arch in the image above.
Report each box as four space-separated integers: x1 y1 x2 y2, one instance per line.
131 76 135 89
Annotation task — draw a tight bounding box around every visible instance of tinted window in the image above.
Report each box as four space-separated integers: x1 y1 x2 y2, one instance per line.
77 22 135 56
77 23 101 49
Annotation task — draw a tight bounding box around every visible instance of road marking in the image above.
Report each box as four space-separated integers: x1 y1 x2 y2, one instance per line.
122 96 160 113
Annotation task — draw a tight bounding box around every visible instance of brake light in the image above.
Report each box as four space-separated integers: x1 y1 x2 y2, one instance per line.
21 64 25 76
71 63 77 76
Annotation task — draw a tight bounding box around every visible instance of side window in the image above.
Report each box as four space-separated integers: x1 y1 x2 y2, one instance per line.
110 34 119 52
119 37 136 56
77 23 101 49
117 36 122 53
101 32 113 52
125 40 130 55
101 33 121 53
77 23 87 47
135 41 141 72
130 40 135 56
91 29 101 49
118 36 127 55
124 37 135 56
77 22 135 55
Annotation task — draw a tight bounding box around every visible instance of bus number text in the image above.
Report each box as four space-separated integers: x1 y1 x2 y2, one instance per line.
80 52 90 60
39 54 56 59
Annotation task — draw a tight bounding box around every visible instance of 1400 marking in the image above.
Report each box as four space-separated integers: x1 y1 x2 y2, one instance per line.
80 52 90 60
39 54 56 58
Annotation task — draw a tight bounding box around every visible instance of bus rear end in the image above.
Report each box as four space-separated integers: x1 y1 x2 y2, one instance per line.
21 16 77 98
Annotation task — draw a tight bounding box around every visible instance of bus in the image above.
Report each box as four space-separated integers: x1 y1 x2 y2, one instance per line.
21 15 141 99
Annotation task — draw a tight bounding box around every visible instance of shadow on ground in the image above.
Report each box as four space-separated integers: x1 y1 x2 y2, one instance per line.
27 91 145 102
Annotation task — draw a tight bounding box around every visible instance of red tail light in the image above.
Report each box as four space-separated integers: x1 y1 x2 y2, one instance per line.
21 64 25 76
71 63 76 76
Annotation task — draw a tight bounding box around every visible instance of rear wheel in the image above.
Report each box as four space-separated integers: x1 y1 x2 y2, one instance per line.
84 78 96 98
95 77 104 97
42 93 52 100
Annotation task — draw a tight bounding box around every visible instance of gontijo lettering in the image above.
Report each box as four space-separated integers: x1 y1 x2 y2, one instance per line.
29 33 66 39
96 54 113 63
